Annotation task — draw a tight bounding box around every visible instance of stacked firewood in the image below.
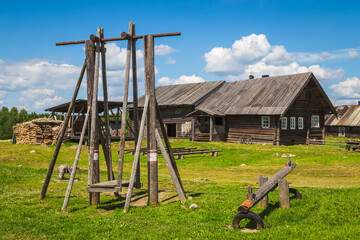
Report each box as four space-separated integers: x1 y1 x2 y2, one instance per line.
13 118 64 145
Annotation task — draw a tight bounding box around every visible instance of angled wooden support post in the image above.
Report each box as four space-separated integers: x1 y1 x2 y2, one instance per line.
258 176 268 208
124 95 150 212
89 27 101 205
40 59 86 199
117 21 132 191
155 100 184 193
62 106 91 212
131 22 141 189
100 27 113 182
155 129 186 202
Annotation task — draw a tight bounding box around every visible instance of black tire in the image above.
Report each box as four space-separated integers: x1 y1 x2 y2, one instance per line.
289 188 302 199
232 211 264 230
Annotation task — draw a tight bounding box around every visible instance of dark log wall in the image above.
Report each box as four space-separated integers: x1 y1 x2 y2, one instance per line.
281 79 331 144
227 115 276 144
129 106 194 138
326 126 360 138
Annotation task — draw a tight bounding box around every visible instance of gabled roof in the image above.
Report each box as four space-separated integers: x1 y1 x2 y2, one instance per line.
136 81 225 107
45 99 124 113
325 105 360 127
193 72 335 116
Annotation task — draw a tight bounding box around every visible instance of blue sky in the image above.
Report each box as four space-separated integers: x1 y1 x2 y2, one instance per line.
1 0 360 112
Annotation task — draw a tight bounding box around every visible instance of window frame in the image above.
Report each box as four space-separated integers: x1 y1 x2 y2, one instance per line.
311 115 320 128
261 116 270 128
290 117 296 130
281 117 287 130
298 117 304 130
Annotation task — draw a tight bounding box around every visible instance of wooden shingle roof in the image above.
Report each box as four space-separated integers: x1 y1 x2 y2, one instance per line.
325 105 360 127
45 99 124 113
194 72 334 115
136 81 225 107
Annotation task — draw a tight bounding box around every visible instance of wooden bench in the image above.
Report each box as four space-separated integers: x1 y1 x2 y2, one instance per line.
346 141 360 151
174 150 223 159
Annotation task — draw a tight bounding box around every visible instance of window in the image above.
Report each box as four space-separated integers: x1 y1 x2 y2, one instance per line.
290 117 296 129
281 117 287 130
338 127 345 137
311 115 320 128
298 117 304 130
261 116 270 128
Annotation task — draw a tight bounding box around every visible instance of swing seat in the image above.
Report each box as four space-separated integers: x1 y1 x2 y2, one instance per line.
86 180 129 193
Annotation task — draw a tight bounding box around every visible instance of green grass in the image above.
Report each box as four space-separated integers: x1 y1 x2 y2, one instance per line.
0 139 359 239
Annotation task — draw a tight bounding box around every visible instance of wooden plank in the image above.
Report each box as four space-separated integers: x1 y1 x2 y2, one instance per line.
155 129 186 202
40 59 86 199
117 22 132 189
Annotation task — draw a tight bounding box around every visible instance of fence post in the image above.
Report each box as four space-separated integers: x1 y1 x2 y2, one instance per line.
258 176 268 208
339 141 341 152
278 179 290 208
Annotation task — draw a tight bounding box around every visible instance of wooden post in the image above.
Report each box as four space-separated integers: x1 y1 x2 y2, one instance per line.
258 176 268 208
100 27 113 181
155 129 186 202
62 106 91 212
117 22 132 190
86 39 95 187
144 35 158 205
155 100 185 193
247 185 253 201
124 96 149 212
209 116 213 142
278 179 290 208
307 129 310 149
131 22 141 189
40 59 86 199
191 117 195 141
339 141 341 151
89 27 101 205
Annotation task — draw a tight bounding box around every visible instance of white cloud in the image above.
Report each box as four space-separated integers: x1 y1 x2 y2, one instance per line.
166 58 176 64
204 33 345 81
0 59 81 91
34 96 68 110
155 44 177 56
158 75 205 85
348 50 359 60
0 90 7 99
330 77 360 99
20 89 55 101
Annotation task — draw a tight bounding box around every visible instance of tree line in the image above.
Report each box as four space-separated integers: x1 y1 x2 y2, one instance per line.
0 107 50 140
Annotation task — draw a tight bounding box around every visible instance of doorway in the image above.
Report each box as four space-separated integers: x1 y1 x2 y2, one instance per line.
166 124 177 138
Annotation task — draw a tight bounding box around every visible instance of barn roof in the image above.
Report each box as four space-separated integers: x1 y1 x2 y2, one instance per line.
45 99 125 113
136 81 225 107
325 105 360 127
192 72 335 116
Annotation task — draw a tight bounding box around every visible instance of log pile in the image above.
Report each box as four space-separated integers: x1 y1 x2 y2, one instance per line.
13 118 64 145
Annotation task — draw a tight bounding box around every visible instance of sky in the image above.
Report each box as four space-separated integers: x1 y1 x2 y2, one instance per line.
1 0 360 112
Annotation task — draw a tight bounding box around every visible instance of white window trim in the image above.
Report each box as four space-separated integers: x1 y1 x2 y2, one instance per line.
261 116 270 128
311 115 320 128
281 117 287 130
298 117 304 130
290 117 296 130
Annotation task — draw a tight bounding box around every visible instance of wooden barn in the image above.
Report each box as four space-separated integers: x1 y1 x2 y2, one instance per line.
129 81 225 138
325 103 360 138
131 72 335 145
45 99 126 141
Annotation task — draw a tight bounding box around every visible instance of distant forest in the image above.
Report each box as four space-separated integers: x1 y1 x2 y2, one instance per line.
0 107 50 140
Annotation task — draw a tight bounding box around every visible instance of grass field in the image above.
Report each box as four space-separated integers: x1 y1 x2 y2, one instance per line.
0 139 359 239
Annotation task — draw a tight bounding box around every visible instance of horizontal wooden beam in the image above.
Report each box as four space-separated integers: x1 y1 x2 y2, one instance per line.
56 32 181 46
